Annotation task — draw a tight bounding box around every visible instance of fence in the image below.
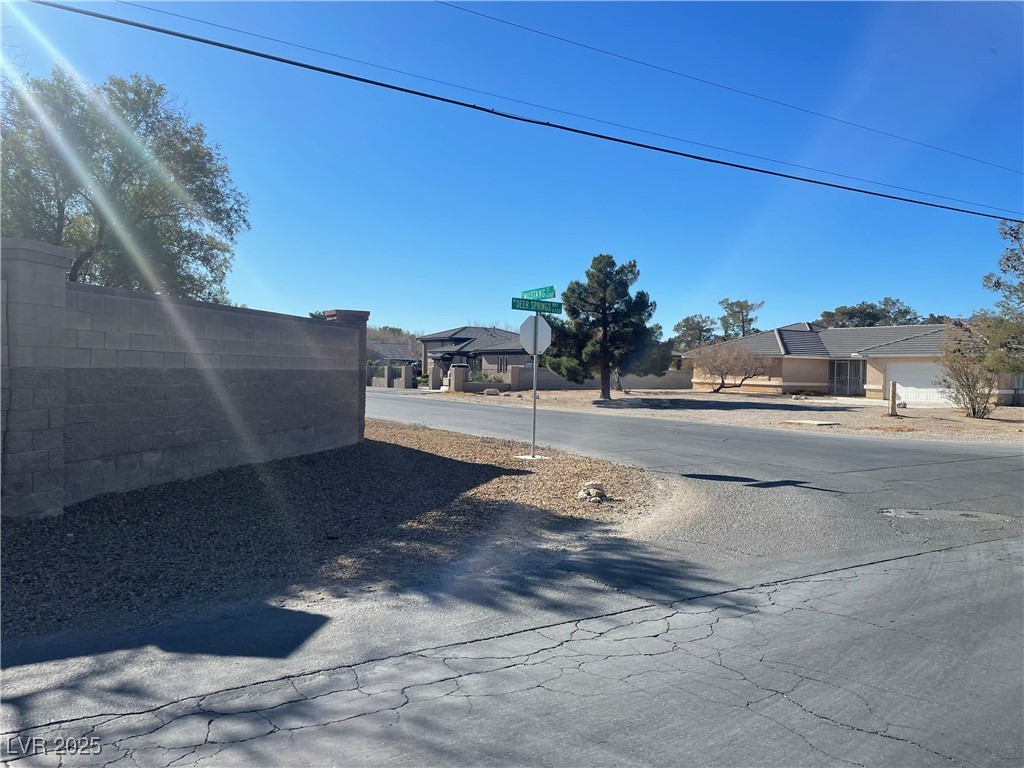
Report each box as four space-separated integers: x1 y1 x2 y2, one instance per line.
1 238 369 518
508 366 692 391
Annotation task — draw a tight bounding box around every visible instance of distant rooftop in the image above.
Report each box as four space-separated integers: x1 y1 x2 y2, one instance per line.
367 341 417 361
419 326 524 357
692 323 948 359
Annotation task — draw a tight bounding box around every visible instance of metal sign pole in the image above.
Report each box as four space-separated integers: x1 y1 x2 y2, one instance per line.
531 311 538 458
513 294 555 462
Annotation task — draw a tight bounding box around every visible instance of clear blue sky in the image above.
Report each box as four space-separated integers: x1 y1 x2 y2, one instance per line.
5 1 1023 335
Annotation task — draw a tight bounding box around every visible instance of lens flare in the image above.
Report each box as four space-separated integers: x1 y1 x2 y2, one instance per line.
1 14 304 512
4 2 202 216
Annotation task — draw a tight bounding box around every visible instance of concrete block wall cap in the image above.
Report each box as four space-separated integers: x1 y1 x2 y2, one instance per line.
324 309 371 321
67 283 368 326
1 238 75 267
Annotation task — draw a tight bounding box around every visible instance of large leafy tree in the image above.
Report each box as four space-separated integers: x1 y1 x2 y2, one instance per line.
543 254 672 400
718 298 763 339
937 220 1024 418
985 220 1024 320
1 67 249 303
816 297 922 327
971 220 1024 375
672 313 717 351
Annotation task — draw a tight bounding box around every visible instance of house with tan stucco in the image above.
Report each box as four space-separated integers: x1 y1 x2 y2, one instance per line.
690 322 1022 405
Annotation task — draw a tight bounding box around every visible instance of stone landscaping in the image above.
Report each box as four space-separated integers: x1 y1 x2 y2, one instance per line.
0 420 653 638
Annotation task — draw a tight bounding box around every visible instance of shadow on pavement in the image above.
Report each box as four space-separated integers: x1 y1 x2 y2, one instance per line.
1 605 329 669
1 440 533 642
410 507 730 612
0 439 736 736
683 473 842 493
2 439 731 664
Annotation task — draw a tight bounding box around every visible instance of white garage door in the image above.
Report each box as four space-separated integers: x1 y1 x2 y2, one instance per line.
887 362 950 403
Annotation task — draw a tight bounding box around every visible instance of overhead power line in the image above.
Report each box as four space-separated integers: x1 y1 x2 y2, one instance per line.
28 1 1023 223
107 0 1021 216
436 0 1023 177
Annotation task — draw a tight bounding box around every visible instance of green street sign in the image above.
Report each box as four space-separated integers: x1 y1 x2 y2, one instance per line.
512 297 562 313
521 285 556 300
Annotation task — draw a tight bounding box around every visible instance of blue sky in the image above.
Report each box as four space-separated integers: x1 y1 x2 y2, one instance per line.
5 1 1023 335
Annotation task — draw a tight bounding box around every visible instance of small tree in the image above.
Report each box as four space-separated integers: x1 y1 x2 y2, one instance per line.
673 313 717 351
937 323 998 418
690 343 771 393
718 298 764 339
816 297 922 328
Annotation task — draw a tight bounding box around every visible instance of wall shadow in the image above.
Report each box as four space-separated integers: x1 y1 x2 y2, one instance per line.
1 439 740 737
2 441 732 660
1 441 529 642
2 605 329 669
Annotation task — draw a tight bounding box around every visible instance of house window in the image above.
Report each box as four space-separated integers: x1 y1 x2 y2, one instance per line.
498 356 508 373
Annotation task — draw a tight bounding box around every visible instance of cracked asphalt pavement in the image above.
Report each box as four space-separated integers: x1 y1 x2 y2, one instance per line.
1 394 1021 767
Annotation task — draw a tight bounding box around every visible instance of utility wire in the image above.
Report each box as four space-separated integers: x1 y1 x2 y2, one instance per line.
436 0 1023 176
108 0 1021 216
29 0 1022 223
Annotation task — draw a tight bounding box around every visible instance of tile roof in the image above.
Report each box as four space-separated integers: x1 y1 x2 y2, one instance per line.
779 322 827 332
426 343 467 356
417 326 518 343
777 328 830 356
694 323 948 359
469 337 527 354
852 327 946 356
421 326 525 357
367 341 417 361
819 324 946 357
719 329 785 355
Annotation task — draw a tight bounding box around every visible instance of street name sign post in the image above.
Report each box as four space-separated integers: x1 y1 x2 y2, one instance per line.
511 290 560 459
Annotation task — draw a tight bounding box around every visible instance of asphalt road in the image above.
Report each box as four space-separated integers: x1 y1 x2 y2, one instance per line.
366 390 1023 586
2 391 1021 767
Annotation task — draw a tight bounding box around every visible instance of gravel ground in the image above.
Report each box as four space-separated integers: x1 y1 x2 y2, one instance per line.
440 389 1024 443
0 420 653 639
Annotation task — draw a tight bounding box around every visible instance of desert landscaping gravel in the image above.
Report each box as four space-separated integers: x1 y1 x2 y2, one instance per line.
443 389 1024 443
0 420 653 639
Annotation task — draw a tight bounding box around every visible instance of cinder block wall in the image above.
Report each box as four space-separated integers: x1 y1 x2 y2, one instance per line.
1 238 369 518
508 366 692 391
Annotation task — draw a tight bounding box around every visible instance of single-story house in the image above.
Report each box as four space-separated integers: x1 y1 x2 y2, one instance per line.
417 326 531 375
689 322 1022 405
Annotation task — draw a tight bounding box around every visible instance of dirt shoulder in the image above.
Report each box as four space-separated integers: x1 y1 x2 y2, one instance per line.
438 389 1023 443
0 420 654 639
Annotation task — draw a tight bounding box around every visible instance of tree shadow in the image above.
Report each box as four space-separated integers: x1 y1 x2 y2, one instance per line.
0 441 526 640
593 397 855 413
404 505 728 611
1 440 737 739
1 441 730 662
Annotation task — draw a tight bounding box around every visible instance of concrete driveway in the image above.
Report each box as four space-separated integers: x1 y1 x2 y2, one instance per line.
1 392 1020 767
